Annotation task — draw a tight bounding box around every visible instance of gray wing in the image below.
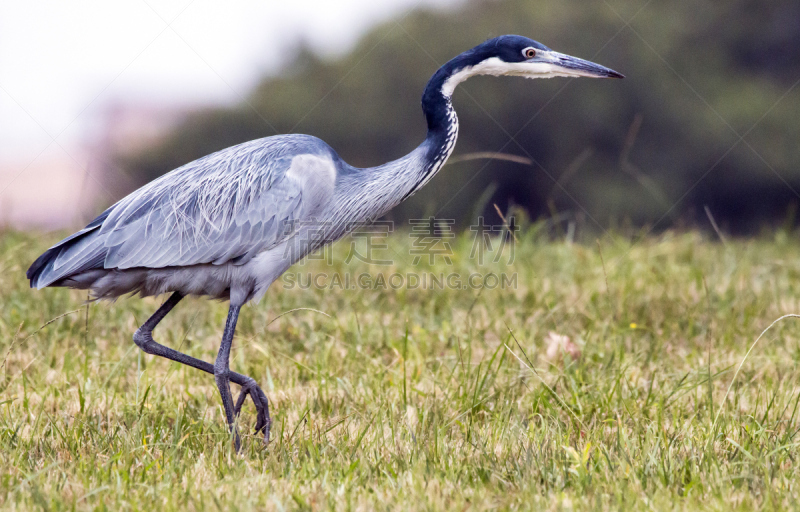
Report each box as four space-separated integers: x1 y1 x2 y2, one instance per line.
28 135 339 288
100 135 338 270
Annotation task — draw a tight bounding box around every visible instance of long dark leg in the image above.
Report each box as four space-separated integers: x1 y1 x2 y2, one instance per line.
132 293 271 445
214 305 241 448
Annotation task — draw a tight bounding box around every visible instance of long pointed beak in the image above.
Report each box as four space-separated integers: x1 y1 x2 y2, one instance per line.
548 52 624 79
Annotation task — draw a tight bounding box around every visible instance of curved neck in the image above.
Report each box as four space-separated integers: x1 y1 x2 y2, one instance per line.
335 51 483 222
421 73 455 136
422 50 483 133
382 51 486 198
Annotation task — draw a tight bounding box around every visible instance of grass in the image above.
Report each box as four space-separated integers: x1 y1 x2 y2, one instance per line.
2 225 800 510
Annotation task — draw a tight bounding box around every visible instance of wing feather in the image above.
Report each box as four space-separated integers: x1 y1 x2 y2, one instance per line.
99 135 337 270
28 134 339 289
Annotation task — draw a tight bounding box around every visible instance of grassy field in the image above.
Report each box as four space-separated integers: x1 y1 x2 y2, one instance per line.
2 226 800 510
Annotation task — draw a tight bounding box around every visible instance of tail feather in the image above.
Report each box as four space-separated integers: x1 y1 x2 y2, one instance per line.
27 208 113 289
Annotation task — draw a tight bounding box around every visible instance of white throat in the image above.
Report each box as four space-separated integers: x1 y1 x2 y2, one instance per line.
441 56 569 97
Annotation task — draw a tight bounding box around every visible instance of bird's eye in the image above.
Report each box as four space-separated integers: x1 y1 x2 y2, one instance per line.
523 48 537 59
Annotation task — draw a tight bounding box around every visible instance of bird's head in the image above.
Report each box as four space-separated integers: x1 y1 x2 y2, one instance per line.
440 35 624 96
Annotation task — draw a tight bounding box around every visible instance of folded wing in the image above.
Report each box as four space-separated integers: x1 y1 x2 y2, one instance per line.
28 135 338 288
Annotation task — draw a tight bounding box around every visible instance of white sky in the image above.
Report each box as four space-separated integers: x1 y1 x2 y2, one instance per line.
0 0 463 164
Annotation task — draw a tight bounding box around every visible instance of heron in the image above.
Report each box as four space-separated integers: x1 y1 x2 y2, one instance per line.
27 35 622 450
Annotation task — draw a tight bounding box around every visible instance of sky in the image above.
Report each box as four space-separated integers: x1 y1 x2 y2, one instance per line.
0 0 465 228
0 0 464 165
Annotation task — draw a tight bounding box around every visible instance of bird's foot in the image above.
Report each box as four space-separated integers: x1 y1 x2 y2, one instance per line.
234 378 271 445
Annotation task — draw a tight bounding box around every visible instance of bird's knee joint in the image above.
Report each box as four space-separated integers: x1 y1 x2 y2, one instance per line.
133 329 155 354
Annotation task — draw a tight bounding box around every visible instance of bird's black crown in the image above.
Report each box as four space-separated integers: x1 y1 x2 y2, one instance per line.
466 35 552 64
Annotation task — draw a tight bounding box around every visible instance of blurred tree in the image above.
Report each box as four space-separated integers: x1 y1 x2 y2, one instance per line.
115 0 800 234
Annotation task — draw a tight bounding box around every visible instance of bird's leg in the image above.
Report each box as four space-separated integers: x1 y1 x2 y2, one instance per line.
235 377 271 441
136 291 184 333
132 293 271 445
234 379 270 435
215 305 242 450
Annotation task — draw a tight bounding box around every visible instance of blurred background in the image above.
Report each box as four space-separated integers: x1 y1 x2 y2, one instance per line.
1 0 798 235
